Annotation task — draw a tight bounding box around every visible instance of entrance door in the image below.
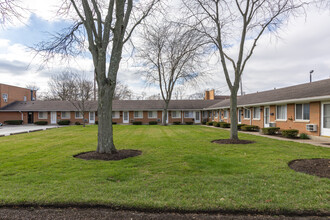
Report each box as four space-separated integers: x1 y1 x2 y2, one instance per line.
321 102 330 136
195 111 201 123
51 112 57 124
238 109 242 124
89 112 95 124
28 112 34 124
123 111 129 123
264 106 270 128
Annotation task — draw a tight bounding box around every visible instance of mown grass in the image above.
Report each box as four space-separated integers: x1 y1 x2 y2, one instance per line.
0 125 329 214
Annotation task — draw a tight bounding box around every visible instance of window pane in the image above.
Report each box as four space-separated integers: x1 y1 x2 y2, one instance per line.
253 107 260 119
323 104 330 128
303 104 310 120
296 104 302 120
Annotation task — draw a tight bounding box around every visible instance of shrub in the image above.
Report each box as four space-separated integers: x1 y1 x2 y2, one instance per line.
300 133 309 139
241 125 259 132
132 121 142 125
112 122 117 125
213 122 220 127
281 129 299 138
95 121 98 125
75 122 81 125
237 124 246 130
57 120 70 125
262 127 280 135
206 121 214 126
185 122 194 125
149 121 158 125
34 121 48 125
202 121 207 125
173 121 181 125
4 120 23 125
220 122 230 128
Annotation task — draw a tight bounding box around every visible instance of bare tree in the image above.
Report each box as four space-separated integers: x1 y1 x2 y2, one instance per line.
35 0 159 154
48 71 79 101
70 75 94 127
139 20 205 125
147 93 161 100
113 81 133 100
0 0 27 26
184 0 306 140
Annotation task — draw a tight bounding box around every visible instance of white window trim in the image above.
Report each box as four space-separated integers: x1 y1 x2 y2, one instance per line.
244 109 251 119
61 111 71 119
134 111 143 119
223 110 228 119
112 111 120 119
2 93 8 102
252 107 260 120
276 104 287 121
171 111 181 119
38 112 48 119
184 111 194 118
295 103 310 121
75 111 83 119
148 111 157 119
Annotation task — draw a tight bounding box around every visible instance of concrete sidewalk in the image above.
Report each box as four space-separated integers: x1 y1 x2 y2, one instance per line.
0 125 60 137
203 125 330 148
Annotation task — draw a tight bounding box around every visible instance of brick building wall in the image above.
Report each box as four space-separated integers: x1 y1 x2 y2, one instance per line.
0 84 36 108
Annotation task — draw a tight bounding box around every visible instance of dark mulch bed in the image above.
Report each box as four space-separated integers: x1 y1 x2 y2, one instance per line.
74 150 142 161
212 139 256 145
288 159 330 178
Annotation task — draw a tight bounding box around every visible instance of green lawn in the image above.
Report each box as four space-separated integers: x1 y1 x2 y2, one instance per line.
0 125 329 214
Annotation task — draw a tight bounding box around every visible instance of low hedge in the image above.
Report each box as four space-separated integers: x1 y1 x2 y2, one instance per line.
149 121 158 125
95 121 98 124
241 125 259 132
261 127 280 135
202 121 207 125
300 133 309 139
213 122 220 127
75 122 81 125
237 124 246 130
220 122 230 128
185 122 194 125
206 121 214 126
173 121 181 125
57 120 70 125
4 120 23 125
132 121 142 125
282 129 299 138
34 121 48 125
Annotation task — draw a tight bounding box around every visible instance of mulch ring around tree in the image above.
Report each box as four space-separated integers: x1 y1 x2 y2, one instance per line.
74 150 142 161
288 158 330 178
211 139 256 145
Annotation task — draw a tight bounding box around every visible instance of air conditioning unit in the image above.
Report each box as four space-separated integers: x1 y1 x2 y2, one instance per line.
269 122 276 127
306 124 317 132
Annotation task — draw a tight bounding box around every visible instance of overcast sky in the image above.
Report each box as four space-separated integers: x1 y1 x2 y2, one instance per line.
0 1 329 98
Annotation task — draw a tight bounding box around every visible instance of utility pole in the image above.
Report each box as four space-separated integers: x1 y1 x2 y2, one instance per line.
94 68 97 101
240 78 243 96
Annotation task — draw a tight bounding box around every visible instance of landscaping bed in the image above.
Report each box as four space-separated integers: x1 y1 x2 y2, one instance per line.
288 159 330 178
74 150 142 161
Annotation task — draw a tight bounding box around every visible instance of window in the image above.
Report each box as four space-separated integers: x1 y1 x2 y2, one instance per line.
202 111 207 118
148 111 157 118
244 109 250 119
24 96 27 101
172 111 181 118
2 93 8 103
253 107 260 119
75 112 83 119
112 111 120 118
215 111 218 118
276 105 287 120
224 110 228 118
134 111 143 118
184 111 194 118
61 111 71 119
38 112 47 119
296 104 310 120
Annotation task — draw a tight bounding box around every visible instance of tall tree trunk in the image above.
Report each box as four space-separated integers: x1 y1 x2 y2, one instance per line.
230 88 239 140
96 85 117 154
162 101 169 126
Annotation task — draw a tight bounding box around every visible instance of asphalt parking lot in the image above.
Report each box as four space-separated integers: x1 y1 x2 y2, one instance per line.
0 124 59 136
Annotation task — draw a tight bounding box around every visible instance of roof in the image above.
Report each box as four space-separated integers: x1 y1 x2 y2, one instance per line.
207 78 330 109
0 99 221 112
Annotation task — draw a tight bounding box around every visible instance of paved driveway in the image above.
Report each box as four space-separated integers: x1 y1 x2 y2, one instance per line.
0 124 60 136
